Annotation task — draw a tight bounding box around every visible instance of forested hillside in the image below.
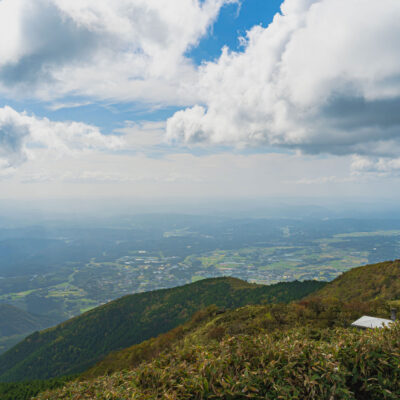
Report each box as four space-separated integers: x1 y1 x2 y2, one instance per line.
313 259 400 301
0 277 324 382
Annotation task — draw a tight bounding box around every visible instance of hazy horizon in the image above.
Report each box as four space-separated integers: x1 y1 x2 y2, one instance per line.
1 197 400 226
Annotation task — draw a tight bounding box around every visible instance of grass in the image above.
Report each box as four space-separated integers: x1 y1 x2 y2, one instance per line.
34 309 400 400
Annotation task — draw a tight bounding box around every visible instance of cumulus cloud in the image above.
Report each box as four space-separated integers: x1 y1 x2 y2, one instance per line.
351 155 400 176
0 106 122 168
0 0 237 103
167 0 400 160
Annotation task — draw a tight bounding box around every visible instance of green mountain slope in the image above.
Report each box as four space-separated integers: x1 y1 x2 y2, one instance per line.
0 304 57 355
83 293 389 380
312 259 400 302
0 277 324 382
36 299 399 400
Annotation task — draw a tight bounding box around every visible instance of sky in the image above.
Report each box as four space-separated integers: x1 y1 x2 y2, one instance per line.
1 0 400 207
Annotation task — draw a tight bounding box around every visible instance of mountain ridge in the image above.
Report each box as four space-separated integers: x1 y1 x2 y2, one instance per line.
0 277 324 382
36 293 399 399
311 259 400 301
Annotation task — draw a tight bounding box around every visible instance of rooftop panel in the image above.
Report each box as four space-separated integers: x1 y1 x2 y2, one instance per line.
351 315 393 329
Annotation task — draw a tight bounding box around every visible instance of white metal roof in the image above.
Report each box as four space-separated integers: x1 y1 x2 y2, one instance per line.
351 315 393 329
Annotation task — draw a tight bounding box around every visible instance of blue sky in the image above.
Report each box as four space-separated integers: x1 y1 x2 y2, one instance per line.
0 0 284 132
0 0 399 204
188 0 283 64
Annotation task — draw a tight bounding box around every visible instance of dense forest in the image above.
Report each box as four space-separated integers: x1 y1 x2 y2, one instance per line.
0 377 73 400
0 277 323 382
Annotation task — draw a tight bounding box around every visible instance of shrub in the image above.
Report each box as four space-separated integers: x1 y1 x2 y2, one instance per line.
35 323 400 400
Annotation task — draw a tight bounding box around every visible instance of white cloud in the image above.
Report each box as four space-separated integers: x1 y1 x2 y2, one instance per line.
116 121 166 148
47 101 93 111
167 0 400 160
351 155 400 176
0 106 122 168
0 0 237 103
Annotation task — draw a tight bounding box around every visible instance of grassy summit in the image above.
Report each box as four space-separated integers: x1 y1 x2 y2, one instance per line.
82 295 390 380
36 301 399 400
312 259 400 301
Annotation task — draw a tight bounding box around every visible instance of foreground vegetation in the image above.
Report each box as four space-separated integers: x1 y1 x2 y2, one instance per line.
36 300 399 399
83 295 389 379
0 277 323 382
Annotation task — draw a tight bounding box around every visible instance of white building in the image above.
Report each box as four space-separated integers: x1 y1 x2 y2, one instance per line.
351 316 393 329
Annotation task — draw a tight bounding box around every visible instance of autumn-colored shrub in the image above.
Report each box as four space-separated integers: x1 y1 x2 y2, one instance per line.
35 323 400 400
